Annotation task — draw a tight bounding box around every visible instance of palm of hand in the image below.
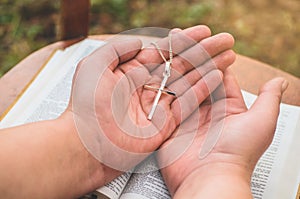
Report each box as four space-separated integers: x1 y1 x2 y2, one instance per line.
69 38 192 169
158 70 277 194
94 58 177 154
69 26 236 170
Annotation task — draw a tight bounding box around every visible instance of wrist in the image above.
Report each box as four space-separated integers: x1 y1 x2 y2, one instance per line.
174 163 253 199
0 111 113 198
56 111 117 194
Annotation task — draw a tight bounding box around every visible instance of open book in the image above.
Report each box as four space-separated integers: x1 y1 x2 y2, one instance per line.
0 39 299 199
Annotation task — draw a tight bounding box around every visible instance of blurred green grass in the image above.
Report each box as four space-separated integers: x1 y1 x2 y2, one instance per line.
0 0 299 77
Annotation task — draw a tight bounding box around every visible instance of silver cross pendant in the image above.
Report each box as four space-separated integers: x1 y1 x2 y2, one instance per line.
147 61 172 120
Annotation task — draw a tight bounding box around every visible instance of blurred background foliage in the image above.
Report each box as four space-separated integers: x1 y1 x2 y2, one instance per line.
0 0 299 77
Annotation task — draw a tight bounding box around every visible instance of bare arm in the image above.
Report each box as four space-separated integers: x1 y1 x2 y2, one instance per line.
0 113 111 198
0 25 236 198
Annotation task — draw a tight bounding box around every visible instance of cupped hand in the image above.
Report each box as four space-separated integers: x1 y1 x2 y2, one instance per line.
158 68 288 197
64 25 235 172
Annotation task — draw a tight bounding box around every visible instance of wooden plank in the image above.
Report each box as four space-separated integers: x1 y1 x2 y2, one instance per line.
59 0 90 40
231 55 300 106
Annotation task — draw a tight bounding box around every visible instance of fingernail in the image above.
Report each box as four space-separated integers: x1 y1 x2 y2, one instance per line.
170 28 182 33
281 79 289 93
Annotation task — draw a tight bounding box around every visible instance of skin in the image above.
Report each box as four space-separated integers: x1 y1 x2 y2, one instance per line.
158 69 288 198
0 25 235 198
0 24 284 199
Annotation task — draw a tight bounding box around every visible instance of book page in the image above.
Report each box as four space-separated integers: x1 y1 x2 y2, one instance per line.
263 108 300 199
242 91 300 199
0 39 105 127
1 40 299 199
119 155 171 199
96 171 133 199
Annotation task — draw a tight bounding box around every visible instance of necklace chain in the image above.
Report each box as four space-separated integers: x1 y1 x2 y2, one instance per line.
151 32 173 64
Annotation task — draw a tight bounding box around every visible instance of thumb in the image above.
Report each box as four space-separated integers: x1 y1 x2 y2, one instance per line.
248 77 288 136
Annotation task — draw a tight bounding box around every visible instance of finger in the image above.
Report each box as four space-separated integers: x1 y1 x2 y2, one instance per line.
80 38 143 72
248 78 288 128
170 28 182 33
171 70 223 125
173 32 235 75
163 50 236 103
111 38 143 65
136 25 212 71
212 68 245 104
201 33 235 57
150 33 235 84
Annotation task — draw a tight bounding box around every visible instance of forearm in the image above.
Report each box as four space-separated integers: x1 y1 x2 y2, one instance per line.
173 164 253 199
0 113 110 198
